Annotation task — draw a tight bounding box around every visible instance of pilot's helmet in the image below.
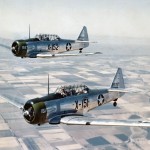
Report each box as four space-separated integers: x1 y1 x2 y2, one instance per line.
84 87 89 93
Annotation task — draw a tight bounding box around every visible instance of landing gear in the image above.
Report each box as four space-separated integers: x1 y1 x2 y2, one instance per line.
113 99 118 107
113 101 117 107
79 48 83 53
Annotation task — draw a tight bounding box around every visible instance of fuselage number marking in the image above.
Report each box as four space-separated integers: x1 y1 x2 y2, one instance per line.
48 44 59 50
75 98 89 110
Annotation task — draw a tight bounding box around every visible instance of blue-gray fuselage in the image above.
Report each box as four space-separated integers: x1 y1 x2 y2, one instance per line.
11 26 89 58
12 37 89 58
23 85 122 125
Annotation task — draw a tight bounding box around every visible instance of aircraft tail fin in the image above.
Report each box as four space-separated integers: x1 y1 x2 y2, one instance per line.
111 68 125 89
77 26 89 41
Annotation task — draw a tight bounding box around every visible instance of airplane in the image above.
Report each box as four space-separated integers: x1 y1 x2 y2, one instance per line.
5 68 150 127
11 26 99 58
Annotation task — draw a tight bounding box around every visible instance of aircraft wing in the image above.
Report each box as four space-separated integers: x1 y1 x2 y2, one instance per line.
0 95 24 109
37 52 101 58
0 44 10 49
61 116 150 127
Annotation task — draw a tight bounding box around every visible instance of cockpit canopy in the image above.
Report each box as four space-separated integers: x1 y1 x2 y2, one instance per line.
35 34 61 41
55 84 89 97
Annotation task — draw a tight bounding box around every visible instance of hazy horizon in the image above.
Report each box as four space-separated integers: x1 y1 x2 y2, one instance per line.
0 0 150 39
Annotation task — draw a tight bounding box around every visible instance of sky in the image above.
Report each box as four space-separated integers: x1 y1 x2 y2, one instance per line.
0 0 150 39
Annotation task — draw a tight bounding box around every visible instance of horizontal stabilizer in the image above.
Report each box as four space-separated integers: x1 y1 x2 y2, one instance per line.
61 116 150 127
108 88 144 94
75 40 98 43
108 88 129 93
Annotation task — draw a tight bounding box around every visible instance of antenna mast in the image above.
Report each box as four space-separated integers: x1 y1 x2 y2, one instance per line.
48 74 49 96
29 24 30 39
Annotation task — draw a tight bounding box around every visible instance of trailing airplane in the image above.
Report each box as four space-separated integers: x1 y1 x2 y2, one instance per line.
5 68 150 127
11 26 99 58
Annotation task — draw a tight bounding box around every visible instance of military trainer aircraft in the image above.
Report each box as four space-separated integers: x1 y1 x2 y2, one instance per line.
11 26 98 58
5 68 150 127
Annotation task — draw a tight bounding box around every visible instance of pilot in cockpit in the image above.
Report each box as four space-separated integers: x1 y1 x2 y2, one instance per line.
61 88 67 97
83 87 89 93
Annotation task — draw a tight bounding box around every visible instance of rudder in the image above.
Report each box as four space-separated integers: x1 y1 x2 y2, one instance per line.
77 26 89 41
111 68 125 89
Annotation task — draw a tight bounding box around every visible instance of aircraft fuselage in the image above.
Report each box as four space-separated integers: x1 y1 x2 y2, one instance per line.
12 38 88 58
11 26 89 58
23 87 122 125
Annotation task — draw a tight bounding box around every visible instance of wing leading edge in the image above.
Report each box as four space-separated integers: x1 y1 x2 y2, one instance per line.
37 52 101 58
61 116 150 127
0 95 23 109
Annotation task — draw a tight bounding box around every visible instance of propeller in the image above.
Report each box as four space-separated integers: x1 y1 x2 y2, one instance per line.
11 42 19 55
23 106 35 121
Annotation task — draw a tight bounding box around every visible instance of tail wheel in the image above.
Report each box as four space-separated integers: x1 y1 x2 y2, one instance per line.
113 99 118 107
113 101 117 107
79 48 82 53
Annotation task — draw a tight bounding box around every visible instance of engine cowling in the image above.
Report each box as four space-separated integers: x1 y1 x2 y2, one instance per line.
11 40 27 58
23 99 47 125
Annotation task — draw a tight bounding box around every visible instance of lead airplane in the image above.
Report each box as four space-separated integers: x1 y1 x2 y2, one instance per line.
5 68 150 127
11 26 99 58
